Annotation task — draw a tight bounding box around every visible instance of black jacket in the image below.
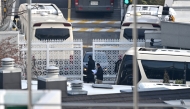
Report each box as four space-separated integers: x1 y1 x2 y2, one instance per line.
114 59 122 73
87 58 95 78
95 66 103 80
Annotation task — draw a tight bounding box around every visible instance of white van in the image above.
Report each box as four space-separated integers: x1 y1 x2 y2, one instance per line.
116 47 190 85
18 3 73 41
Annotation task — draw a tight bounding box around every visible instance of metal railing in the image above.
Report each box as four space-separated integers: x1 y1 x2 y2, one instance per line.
0 103 189 108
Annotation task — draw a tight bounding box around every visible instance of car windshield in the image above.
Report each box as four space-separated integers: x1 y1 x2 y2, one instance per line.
83 53 92 62
35 28 70 40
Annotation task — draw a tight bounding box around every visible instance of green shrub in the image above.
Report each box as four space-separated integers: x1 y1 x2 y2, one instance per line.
138 0 165 6
175 79 183 84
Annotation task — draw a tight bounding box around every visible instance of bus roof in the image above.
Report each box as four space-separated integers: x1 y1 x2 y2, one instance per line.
125 47 190 56
19 3 70 25
123 15 160 24
122 4 162 24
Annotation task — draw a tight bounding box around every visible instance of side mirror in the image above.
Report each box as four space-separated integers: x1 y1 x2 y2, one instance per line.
150 38 154 46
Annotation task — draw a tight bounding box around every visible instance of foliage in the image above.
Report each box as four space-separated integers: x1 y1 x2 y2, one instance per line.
0 36 20 65
137 0 165 6
0 36 26 79
175 79 183 84
163 70 169 83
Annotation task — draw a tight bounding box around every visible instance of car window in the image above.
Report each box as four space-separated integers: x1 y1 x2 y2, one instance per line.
83 53 92 62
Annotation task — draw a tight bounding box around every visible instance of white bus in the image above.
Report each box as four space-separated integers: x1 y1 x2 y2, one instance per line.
18 3 73 41
116 47 190 85
120 5 163 40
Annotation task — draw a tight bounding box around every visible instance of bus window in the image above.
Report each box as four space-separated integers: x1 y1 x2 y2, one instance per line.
187 63 190 81
117 55 141 85
123 29 157 39
142 60 185 82
173 62 184 80
35 28 70 40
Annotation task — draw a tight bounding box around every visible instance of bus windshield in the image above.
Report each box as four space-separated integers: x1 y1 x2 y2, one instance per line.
35 28 70 40
117 55 141 85
123 28 157 39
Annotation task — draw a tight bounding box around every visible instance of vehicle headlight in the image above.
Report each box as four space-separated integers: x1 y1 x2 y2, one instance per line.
84 68 87 71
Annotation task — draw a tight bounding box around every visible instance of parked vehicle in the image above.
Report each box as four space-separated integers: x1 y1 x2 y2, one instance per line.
116 47 190 85
18 3 73 41
120 5 162 40
75 0 114 12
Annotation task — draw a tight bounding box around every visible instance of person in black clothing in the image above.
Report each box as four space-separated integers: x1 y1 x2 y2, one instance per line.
87 55 95 83
95 63 103 84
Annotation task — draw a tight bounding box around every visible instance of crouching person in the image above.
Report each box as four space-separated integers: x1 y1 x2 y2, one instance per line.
95 63 103 84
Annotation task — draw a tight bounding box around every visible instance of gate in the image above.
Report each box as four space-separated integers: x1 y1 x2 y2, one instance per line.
19 38 83 81
92 39 145 84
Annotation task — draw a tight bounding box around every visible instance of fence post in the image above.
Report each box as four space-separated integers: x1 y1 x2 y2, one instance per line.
46 43 49 68
80 42 83 81
92 40 95 62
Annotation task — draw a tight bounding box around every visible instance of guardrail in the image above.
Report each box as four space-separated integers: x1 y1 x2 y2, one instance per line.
0 103 189 108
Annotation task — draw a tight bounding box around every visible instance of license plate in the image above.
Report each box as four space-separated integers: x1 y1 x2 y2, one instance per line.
91 1 98 5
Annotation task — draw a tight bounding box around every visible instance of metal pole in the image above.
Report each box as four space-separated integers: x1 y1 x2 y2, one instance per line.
27 0 32 109
120 0 123 21
68 0 71 21
132 0 138 109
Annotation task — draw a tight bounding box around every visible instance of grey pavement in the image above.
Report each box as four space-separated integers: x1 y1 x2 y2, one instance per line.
73 32 120 45
171 0 190 23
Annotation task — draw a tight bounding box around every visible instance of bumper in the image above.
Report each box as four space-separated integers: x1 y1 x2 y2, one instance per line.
75 6 114 12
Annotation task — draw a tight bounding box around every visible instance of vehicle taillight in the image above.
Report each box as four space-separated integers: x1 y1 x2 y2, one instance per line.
122 23 131 26
152 24 160 28
106 7 110 10
110 0 114 5
33 23 42 27
75 0 79 6
63 23 71 26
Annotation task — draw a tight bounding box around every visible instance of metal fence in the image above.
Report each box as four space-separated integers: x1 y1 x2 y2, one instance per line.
92 39 145 84
19 38 83 81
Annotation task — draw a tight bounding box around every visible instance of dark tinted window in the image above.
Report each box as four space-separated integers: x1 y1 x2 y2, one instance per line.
173 62 184 80
123 29 156 39
83 53 92 62
35 28 70 40
117 55 141 85
142 60 185 81
186 63 190 81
